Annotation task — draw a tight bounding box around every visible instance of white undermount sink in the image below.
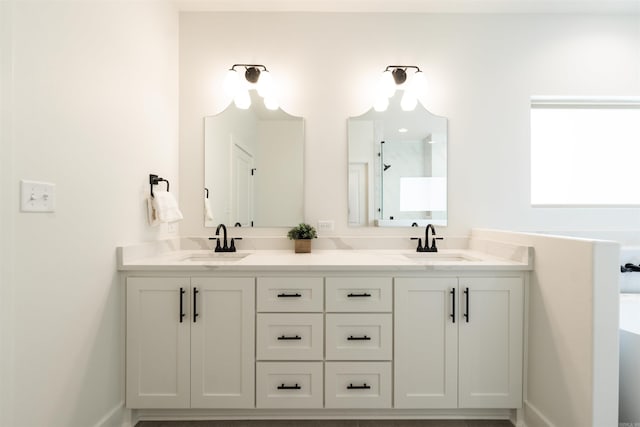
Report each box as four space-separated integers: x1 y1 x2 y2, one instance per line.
403 252 479 263
179 252 250 262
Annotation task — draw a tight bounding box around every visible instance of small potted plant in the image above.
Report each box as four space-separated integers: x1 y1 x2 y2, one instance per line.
287 223 318 253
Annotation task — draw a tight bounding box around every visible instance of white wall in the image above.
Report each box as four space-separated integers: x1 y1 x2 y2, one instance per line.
472 229 620 427
0 2 179 426
179 12 640 238
0 3 15 426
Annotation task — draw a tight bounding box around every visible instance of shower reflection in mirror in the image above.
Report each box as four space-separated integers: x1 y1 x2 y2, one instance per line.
348 88 447 227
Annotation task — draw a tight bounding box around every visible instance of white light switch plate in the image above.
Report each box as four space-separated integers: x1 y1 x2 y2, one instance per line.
20 180 56 212
318 220 334 232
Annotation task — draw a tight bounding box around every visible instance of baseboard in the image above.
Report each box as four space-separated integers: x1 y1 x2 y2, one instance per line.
93 401 133 427
523 400 555 427
134 408 513 421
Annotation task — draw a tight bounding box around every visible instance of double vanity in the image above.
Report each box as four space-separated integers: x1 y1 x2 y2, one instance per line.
118 234 533 421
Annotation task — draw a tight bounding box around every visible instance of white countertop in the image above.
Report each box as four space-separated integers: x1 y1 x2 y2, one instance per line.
117 238 533 272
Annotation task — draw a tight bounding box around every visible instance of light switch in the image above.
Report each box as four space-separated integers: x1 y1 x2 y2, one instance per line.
318 220 334 232
20 180 56 212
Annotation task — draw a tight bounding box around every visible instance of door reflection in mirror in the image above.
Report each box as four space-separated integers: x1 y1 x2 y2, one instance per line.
204 91 304 227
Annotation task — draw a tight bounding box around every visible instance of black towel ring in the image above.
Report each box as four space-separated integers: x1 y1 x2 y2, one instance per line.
149 174 170 198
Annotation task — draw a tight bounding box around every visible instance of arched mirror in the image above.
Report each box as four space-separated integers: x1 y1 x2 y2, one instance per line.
348 92 447 227
204 91 304 227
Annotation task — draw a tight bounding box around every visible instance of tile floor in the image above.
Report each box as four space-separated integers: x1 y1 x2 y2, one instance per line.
137 420 514 427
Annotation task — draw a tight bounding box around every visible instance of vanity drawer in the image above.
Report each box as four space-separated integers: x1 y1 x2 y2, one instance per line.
326 277 392 312
325 362 392 408
257 313 323 360
256 362 323 408
325 313 392 360
257 277 323 312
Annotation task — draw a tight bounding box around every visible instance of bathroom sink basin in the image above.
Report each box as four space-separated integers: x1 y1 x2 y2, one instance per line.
179 252 250 263
403 253 479 263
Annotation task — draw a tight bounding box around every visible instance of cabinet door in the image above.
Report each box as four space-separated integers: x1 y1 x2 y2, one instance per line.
190 277 255 408
458 277 523 408
394 277 458 408
126 277 190 408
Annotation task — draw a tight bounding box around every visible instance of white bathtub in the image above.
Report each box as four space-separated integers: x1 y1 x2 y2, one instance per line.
620 294 640 425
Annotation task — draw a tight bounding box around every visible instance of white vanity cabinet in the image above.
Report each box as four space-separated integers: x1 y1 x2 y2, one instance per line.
324 277 393 409
394 276 524 409
126 276 255 409
122 263 527 417
457 277 524 408
126 277 191 408
394 277 458 408
255 277 324 409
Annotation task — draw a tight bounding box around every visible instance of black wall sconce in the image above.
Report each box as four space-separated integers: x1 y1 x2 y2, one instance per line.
224 63 278 110
386 65 421 85
231 64 268 84
375 65 426 112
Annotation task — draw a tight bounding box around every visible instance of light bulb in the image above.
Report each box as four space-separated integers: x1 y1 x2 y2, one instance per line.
374 94 389 112
412 70 427 94
378 71 396 99
234 88 251 109
257 70 274 98
223 69 240 97
401 90 417 111
264 95 279 111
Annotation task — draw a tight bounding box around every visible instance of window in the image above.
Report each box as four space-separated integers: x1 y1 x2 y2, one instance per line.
530 97 640 206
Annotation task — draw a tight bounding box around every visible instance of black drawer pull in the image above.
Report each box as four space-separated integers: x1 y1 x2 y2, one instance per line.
277 335 302 340
179 287 186 323
277 383 301 390
347 383 371 390
463 287 469 323
277 292 302 298
347 292 371 297
450 288 456 323
347 335 371 341
193 287 199 323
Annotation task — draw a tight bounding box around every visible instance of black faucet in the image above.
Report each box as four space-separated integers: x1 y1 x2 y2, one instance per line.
209 223 242 252
412 223 443 252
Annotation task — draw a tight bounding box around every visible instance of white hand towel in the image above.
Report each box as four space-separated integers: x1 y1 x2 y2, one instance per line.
204 197 214 221
147 197 161 227
151 190 184 223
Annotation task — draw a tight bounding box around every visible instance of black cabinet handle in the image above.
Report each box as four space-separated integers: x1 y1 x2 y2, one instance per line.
277 383 301 390
347 335 371 341
179 287 186 323
277 292 301 298
193 287 199 322
277 335 302 340
347 292 372 297
347 383 371 390
463 287 469 323
450 288 456 323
